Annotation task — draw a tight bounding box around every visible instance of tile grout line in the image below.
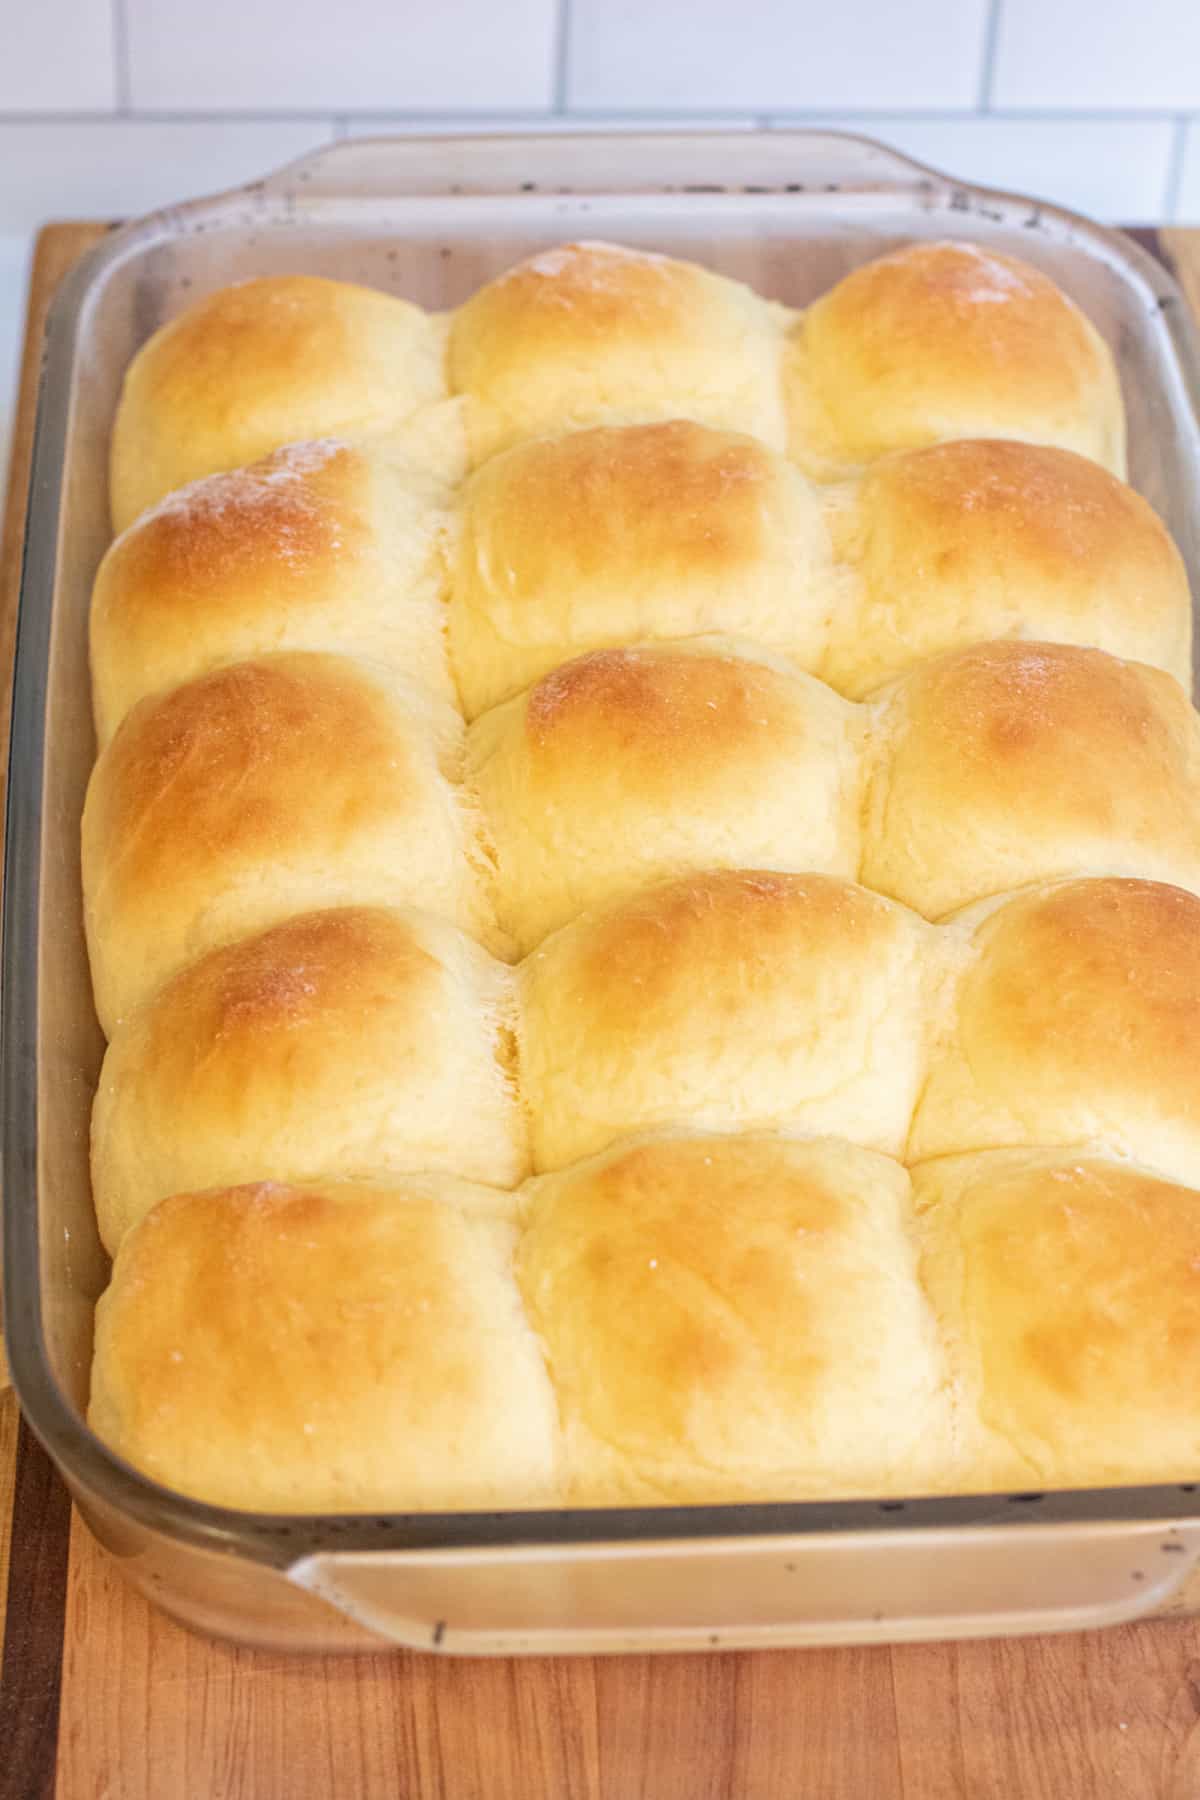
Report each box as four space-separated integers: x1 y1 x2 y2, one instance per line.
110 0 132 114
1165 116 1190 221
977 0 1004 110
553 0 571 113
1 104 1200 127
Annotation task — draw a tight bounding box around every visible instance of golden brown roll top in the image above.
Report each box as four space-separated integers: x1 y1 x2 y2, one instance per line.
446 240 789 466
914 1149 1200 1491
81 652 499 1034
89 1133 1200 1511
91 439 459 744
91 906 526 1252
469 636 1200 951
519 870 940 1173
863 641 1200 918
109 275 449 532
449 419 834 719
447 423 1189 720
520 1131 952 1504
90 1176 560 1512
824 438 1191 698
470 640 864 954
786 241 1125 481
911 878 1200 1184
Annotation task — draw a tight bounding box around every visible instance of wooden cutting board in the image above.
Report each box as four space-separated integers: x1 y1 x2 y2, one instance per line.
5 221 1200 1800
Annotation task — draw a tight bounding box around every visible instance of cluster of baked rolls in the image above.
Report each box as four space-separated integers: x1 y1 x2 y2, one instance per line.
86 238 1200 1514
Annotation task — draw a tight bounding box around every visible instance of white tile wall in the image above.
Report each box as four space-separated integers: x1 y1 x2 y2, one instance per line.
766 116 1178 224
0 0 114 111
0 233 31 484
0 0 1199 240
0 121 334 232
993 0 1200 111
126 0 559 112
567 0 990 111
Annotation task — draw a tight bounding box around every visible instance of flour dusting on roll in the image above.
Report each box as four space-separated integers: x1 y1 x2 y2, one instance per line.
92 438 459 743
785 241 1124 480
448 240 788 465
110 274 448 531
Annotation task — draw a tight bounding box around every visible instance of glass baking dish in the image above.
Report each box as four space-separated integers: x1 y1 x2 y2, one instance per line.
6 129 1200 1655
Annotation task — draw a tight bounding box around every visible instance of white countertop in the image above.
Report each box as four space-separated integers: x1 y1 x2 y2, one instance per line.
0 234 34 496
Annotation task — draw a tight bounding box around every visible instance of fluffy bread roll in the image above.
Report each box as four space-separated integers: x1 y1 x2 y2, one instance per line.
914 1149 1200 1491
91 439 458 745
862 642 1200 919
450 419 835 718
91 906 526 1251
910 879 1200 1185
82 653 497 1034
785 241 1124 481
822 440 1191 698
447 240 788 466
90 1177 560 1512
469 640 865 954
519 870 938 1173
520 1130 951 1504
109 275 447 532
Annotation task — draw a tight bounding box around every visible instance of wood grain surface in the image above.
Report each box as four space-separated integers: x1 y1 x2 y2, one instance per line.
4 221 1200 1800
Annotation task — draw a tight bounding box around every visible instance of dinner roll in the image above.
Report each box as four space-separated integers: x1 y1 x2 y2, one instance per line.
469 640 864 954
910 878 1200 1185
109 275 447 532
785 241 1124 480
915 1148 1200 1491
822 440 1191 698
91 438 458 745
862 642 1200 919
450 419 835 718
520 1130 952 1504
91 906 526 1251
519 870 939 1173
82 653 497 1034
90 1176 559 1512
447 240 788 466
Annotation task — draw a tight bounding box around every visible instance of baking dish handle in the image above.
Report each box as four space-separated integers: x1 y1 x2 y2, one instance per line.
249 129 950 206
289 1517 1200 1655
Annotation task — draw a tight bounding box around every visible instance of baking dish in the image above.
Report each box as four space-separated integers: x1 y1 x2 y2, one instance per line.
6 129 1200 1654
